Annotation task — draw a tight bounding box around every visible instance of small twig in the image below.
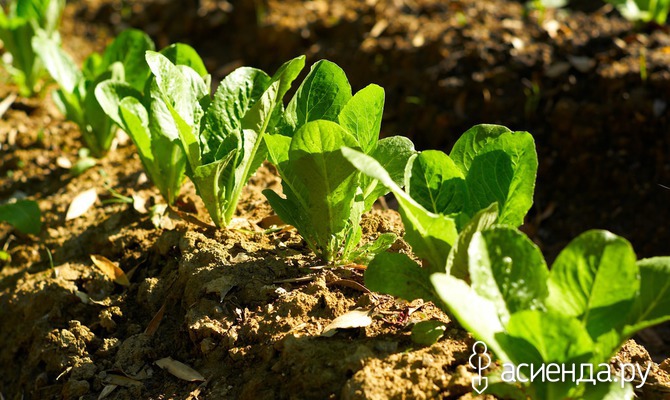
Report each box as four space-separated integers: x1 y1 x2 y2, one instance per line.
273 275 317 284
326 279 371 293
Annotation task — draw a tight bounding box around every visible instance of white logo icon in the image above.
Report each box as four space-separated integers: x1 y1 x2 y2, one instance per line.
469 341 491 394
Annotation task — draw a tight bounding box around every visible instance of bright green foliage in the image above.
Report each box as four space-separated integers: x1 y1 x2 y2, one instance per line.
263 60 415 263
606 0 670 24
95 43 209 205
33 29 155 157
431 228 670 399
0 199 41 234
342 123 537 273
411 320 447 346
0 0 64 96
98 48 305 225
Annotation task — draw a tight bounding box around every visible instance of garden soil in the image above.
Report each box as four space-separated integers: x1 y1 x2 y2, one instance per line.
1 0 670 399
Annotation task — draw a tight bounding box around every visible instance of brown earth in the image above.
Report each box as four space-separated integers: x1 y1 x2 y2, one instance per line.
1 0 670 399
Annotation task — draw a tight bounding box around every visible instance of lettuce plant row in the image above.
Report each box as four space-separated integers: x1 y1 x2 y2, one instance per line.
4 22 670 400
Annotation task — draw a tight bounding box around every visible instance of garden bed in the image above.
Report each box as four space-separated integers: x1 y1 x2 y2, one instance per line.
1 0 670 399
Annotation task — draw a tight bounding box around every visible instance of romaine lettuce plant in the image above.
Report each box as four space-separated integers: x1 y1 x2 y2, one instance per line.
342 124 537 274
263 60 415 263
432 228 670 399
98 49 306 225
0 0 64 96
95 43 211 206
33 29 155 158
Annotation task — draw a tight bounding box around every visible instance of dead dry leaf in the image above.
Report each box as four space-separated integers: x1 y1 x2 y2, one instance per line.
155 357 205 382
568 55 596 73
203 276 235 302
321 309 373 337
66 188 98 220
0 92 17 119
90 255 130 286
326 279 370 293
144 303 166 336
258 214 286 229
132 194 148 214
56 156 72 169
98 384 118 400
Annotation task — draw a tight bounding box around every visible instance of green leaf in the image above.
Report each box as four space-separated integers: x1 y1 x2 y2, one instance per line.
468 227 548 324
202 67 271 161
150 132 187 205
159 43 208 77
431 273 509 362
366 252 438 303
94 81 143 128
406 150 465 215
449 124 537 227
32 33 81 93
361 135 415 210
192 153 236 226
547 230 638 348
338 84 384 153
495 311 594 400
119 96 182 205
624 257 670 334
146 51 207 124
82 66 122 157
347 232 397 265
100 29 155 91
284 60 352 130
0 200 41 234
411 320 446 346
288 120 361 260
342 147 457 272
446 202 499 280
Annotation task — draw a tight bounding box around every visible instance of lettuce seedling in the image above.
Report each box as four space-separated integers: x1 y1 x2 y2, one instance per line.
0 0 64 96
33 29 155 157
99 50 306 225
95 43 210 206
431 228 670 399
263 60 415 263
342 124 537 274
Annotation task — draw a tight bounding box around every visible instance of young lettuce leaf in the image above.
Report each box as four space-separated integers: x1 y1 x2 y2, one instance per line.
107 50 306 226
0 0 65 96
430 227 667 399
264 60 415 263
95 43 208 205
33 29 155 157
343 123 537 273
408 124 537 228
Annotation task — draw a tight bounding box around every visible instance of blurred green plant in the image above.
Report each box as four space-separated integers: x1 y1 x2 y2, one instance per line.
0 0 65 96
0 199 41 235
607 0 670 24
33 29 155 157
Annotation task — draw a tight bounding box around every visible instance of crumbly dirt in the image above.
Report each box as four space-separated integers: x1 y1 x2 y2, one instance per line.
1 0 670 399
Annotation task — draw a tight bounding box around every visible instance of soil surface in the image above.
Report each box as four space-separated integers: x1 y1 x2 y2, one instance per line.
1 0 670 399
